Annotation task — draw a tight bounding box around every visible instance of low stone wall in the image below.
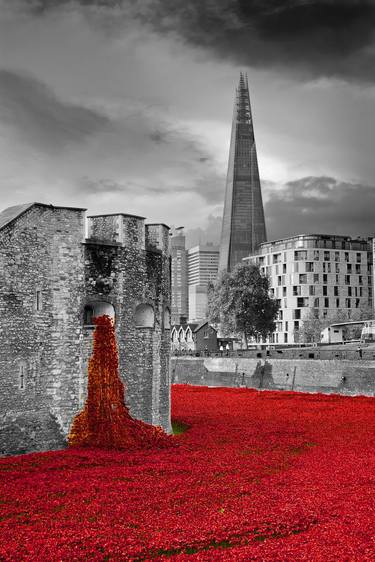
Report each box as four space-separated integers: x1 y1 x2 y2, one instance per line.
171 357 375 396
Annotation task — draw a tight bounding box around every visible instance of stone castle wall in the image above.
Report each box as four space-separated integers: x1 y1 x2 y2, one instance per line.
0 205 171 456
0 204 86 454
171 357 375 396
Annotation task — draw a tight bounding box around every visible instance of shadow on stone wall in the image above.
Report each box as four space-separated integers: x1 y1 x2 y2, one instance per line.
0 411 66 457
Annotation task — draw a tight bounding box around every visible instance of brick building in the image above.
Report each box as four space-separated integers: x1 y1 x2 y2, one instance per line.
0 203 171 456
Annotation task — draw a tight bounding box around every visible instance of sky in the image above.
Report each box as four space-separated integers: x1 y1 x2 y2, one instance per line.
1 1 375 247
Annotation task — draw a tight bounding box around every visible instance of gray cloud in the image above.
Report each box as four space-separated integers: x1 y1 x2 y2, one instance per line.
186 214 222 248
10 1 375 83
265 176 375 240
0 69 111 151
186 176 375 248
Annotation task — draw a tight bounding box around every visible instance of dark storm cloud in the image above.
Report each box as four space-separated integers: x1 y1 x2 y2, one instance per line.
0 69 111 151
265 176 375 240
13 0 375 83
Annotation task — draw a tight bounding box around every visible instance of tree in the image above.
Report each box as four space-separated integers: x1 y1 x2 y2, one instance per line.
208 262 279 346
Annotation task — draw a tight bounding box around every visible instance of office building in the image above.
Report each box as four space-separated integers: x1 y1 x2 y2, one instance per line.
188 244 219 322
219 72 267 272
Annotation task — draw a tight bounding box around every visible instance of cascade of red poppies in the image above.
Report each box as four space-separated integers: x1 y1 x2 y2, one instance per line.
68 315 171 450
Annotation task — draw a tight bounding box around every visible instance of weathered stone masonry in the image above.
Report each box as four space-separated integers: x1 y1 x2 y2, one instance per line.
0 203 171 456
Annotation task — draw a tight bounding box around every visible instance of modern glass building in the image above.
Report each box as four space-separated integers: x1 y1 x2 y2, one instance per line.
219 72 267 272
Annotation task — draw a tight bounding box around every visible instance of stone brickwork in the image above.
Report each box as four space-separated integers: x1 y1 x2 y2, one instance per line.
0 204 171 456
172 357 375 396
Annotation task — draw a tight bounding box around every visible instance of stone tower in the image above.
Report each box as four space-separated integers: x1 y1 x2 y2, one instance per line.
219 73 267 272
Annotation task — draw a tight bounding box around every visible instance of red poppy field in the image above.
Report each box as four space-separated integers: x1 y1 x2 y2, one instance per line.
1 385 375 561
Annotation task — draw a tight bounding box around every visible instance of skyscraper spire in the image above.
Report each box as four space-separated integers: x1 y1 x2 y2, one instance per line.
218 72 267 272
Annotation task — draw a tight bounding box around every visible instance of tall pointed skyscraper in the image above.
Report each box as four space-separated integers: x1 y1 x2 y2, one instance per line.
219 73 267 272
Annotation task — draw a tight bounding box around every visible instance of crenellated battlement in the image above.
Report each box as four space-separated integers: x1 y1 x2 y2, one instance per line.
0 202 172 456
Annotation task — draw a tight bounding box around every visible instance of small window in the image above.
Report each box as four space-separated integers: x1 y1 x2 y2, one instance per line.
84 305 94 326
135 303 154 328
36 290 42 311
83 301 115 326
164 307 171 330
19 362 26 391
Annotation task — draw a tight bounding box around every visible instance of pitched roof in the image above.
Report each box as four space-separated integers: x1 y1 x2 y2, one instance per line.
0 203 34 231
0 202 87 232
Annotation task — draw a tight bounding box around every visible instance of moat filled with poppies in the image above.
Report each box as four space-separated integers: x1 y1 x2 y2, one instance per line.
1 385 374 561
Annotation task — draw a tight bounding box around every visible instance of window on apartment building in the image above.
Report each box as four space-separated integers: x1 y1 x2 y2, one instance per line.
278 276 282 286
335 263 340 273
334 286 339 297
347 263 352 273
297 297 308 307
284 333 288 343
19 362 26 391
323 262 331 273
293 286 301 296
313 274 319 283
283 263 287 274
324 297 329 308
313 308 319 319
306 262 314 272
273 253 282 264
324 251 330 261
282 287 287 297
336 299 340 308
346 298 351 308
356 253 362 263
334 252 340 261
368 276 372 286
323 310 328 318
355 299 360 308
323 286 328 296
269 288 275 297
293 309 301 319
314 298 319 308
285 321 288 331
345 275 351 285
348 286 352 297
299 274 307 284
294 250 307 261
294 320 300 330
336 274 339 284
359 275 363 285
313 250 320 260
360 287 363 297
279 310 283 320
355 264 361 274
323 274 328 283
309 285 315 296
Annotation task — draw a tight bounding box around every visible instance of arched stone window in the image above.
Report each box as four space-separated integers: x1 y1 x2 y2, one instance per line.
135 303 154 328
19 362 26 391
164 307 171 330
83 301 115 326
